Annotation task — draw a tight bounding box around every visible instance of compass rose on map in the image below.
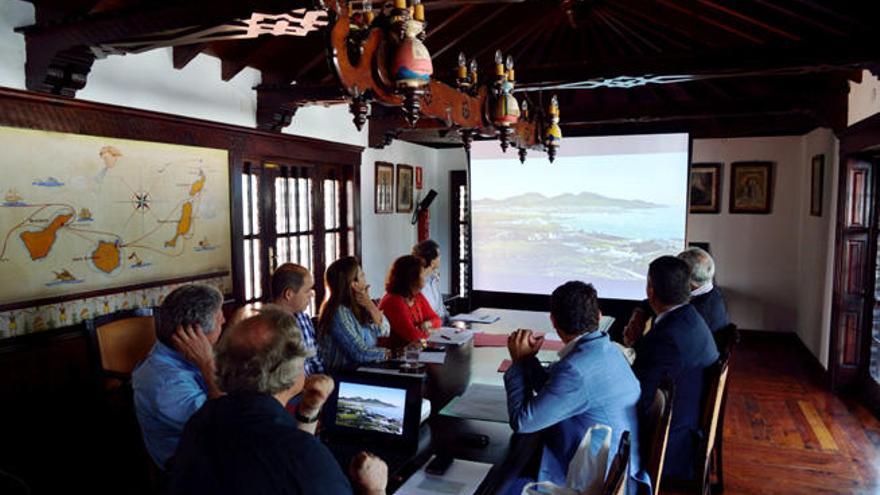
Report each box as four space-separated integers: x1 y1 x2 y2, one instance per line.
132 191 151 211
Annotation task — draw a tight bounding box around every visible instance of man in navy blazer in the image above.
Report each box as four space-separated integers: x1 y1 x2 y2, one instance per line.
504 281 649 494
678 247 730 333
633 256 719 482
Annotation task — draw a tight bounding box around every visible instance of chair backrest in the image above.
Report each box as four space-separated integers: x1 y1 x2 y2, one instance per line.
643 376 675 494
602 430 631 495
696 352 731 488
86 308 156 387
713 323 740 358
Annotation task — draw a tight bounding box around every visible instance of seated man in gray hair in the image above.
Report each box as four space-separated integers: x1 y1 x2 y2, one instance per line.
623 247 729 345
677 247 729 333
169 306 388 495
133 284 226 469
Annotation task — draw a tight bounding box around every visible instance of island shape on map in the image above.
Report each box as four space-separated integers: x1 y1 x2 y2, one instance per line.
165 201 193 248
20 213 73 260
92 240 121 273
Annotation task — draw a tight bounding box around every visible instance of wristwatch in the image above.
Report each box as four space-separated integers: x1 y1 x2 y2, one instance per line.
295 409 320 424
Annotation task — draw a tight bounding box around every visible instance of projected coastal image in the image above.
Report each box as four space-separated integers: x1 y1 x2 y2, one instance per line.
336 382 406 435
471 134 688 300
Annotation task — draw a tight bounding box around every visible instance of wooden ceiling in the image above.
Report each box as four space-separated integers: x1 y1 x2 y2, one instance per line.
16 0 880 146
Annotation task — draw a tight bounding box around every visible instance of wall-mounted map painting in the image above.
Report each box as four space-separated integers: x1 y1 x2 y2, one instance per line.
0 126 231 308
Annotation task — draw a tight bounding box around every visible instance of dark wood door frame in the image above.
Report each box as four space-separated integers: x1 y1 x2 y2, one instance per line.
830 113 880 413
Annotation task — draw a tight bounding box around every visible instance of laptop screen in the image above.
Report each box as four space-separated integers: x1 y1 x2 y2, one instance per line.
335 381 407 436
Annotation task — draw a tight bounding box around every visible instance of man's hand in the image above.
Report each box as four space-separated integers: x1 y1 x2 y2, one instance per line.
507 329 544 362
623 309 648 347
349 452 388 495
298 374 335 418
171 324 215 371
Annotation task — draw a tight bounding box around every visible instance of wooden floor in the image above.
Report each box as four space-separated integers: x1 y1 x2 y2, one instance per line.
714 333 880 494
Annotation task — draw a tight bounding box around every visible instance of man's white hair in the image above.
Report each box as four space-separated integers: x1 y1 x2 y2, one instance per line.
677 247 715 287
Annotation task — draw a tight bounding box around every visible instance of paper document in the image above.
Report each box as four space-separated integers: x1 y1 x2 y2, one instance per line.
419 351 447 364
449 312 500 324
440 383 509 423
395 456 493 495
427 327 474 346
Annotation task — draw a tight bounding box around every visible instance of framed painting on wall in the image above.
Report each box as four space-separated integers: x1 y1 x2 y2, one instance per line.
810 154 824 217
375 162 394 214
396 164 414 213
730 161 774 214
689 163 722 214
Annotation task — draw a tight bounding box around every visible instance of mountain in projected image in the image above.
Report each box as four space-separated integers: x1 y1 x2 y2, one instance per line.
473 189 684 298
476 192 663 209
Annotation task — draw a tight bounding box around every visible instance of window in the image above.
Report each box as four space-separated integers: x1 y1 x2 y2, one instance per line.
450 170 469 297
237 161 358 311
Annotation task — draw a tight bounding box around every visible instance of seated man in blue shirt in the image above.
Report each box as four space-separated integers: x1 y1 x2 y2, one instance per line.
132 284 225 469
169 307 388 495
272 263 324 376
504 281 647 494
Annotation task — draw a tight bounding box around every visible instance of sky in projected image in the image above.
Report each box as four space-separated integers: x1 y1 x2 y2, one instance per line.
471 134 688 300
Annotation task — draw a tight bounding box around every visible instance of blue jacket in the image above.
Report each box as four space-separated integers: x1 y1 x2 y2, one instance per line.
633 304 719 481
690 287 729 334
504 332 648 494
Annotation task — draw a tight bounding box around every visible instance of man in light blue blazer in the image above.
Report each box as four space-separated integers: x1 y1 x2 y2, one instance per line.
504 281 649 494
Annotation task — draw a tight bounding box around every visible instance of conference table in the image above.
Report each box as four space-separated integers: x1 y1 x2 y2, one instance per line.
384 308 560 494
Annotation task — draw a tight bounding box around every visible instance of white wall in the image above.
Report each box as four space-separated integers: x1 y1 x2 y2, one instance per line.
849 70 880 127
689 132 838 366
798 129 838 368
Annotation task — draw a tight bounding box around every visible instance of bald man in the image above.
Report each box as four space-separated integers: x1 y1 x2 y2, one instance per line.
170 307 387 495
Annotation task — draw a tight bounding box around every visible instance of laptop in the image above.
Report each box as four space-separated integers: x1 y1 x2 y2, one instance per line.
321 371 429 474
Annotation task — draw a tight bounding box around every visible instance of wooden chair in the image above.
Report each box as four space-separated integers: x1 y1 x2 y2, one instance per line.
694 349 733 495
602 431 631 495
709 324 739 492
86 307 156 392
642 377 675 495
85 307 159 493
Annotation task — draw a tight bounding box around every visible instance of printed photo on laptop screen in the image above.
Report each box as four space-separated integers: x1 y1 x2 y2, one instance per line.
470 133 689 300
336 382 407 435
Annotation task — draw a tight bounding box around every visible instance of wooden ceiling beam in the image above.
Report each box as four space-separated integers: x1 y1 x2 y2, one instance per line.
513 41 880 86
653 0 763 44
172 43 206 69
696 0 800 42
430 4 511 60
17 0 308 96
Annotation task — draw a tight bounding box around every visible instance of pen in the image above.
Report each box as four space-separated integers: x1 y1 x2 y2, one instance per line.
441 335 451 340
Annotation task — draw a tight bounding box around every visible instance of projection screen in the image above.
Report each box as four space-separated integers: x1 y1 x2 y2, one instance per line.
470 133 689 300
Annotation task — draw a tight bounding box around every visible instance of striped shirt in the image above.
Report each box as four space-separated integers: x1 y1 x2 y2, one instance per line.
318 306 389 372
295 311 324 375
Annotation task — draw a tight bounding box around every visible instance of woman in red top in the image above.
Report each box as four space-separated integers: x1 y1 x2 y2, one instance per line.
379 255 441 349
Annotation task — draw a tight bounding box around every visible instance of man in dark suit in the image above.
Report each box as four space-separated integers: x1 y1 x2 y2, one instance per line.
632 256 720 482
677 247 730 333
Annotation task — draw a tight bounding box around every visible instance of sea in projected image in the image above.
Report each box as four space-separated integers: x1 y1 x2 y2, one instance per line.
336 383 405 435
473 191 685 299
471 135 689 300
